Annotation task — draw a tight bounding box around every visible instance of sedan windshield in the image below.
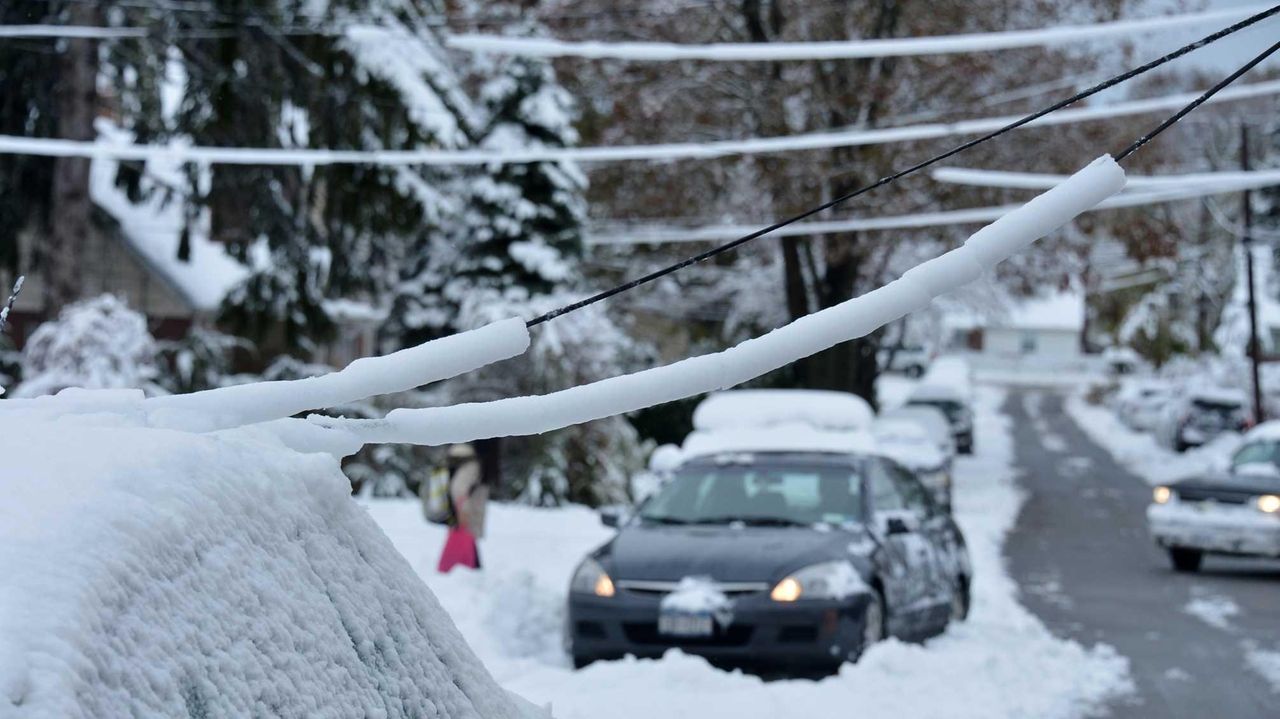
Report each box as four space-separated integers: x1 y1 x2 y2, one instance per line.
1231 440 1280 474
640 463 864 527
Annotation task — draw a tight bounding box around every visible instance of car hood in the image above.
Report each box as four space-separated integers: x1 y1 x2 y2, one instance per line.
601 524 870 583
1170 473 1280 501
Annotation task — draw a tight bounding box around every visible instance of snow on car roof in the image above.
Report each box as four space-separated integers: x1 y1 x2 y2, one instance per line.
1187 386 1248 405
692 389 874 433
908 383 966 402
681 422 877 460
0 398 529 718
1244 420 1280 442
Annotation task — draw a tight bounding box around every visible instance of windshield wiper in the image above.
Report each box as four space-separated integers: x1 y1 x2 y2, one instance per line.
689 515 808 527
639 514 691 525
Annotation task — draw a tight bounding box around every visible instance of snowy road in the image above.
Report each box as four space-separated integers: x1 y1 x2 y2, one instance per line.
1006 389 1280 717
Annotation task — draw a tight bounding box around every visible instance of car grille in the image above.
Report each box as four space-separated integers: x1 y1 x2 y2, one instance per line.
622 622 754 647
1175 487 1251 505
614 580 769 597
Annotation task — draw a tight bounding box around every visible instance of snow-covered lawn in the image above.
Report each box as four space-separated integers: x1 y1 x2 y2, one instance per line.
1065 394 1239 486
364 385 1132 719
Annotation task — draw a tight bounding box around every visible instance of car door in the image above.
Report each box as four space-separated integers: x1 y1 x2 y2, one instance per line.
865 460 930 636
884 460 956 628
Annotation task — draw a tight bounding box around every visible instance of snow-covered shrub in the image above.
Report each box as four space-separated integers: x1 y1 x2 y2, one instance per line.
155 325 246 394
13 294 162 398
0 398 540 718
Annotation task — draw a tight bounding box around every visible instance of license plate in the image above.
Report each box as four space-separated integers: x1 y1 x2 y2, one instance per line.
658 613 714 637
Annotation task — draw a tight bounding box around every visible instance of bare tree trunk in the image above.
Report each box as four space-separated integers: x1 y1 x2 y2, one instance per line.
45 2 99 314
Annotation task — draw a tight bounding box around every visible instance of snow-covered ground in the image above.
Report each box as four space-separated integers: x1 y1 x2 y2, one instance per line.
1065 395 1239 485
364 385 1133 719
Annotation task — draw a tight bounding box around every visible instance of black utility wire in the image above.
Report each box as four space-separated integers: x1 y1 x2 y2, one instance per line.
526 4 1280 328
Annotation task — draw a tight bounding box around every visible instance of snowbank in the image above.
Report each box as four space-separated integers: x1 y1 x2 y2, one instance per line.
365 386 1133 719
0 407 537 719
1065 395 1239 485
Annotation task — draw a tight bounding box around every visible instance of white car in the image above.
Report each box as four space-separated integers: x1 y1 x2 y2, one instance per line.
879 405 957 461
1114 378 1174 432
872 417 953 508
878 344 932 378
1149 427 1280 572
904 384 974 455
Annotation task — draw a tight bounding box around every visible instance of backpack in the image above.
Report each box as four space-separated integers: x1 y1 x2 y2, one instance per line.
422 468 453 525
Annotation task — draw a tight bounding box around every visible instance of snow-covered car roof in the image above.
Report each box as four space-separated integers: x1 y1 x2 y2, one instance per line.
871 419 947 471
691 389 874 433
1243 420 1280 442
1185 386 1248 405
0 395 533 718
879 406 953 442
681 423 877 461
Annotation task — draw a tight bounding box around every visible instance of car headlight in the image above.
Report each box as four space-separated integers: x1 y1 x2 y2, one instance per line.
770 560 868 602
1153 486 1172 504
570 558 615 598
1256 494 1280 514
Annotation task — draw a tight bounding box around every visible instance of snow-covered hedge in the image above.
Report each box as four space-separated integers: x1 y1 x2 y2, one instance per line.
0 398 540 719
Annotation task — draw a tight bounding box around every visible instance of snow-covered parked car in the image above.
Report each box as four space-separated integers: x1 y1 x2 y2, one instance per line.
0 391 539 719
1155 386 1249 453
872 417 953 508
691 388 874 434
877 344 932 378
566 425 971 674
879 405 957 460
1113 378 1174 432
904 384 974 455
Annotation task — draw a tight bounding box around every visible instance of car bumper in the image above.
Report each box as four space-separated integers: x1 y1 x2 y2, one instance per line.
567 591 875 668
1147 502 1280 557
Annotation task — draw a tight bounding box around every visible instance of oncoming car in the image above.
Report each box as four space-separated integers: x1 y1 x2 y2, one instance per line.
565 430 971 674
1148 426 1280 572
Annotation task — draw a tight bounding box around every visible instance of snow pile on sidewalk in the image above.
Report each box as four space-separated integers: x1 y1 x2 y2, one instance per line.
1064 395 1240 485
0 404 538 718
366 385 1133 719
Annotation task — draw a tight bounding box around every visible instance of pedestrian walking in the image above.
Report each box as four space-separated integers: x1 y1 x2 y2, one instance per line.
435 443 489 573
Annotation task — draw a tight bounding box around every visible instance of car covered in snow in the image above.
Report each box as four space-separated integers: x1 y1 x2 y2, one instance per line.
1113 378 1174 432
566 427 971 673
877 343 933 378
904 384 974 454
879 405 957 460
1155 386 1249 453
872 417 953 508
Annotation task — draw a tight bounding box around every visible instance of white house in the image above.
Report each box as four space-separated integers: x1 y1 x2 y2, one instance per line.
945 290 1085 364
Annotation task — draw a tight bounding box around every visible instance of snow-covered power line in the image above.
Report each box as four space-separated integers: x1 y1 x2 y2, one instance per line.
310 158 1126 446
1 78 1277 167
447 5 1273 61
0 25 147 39
584 182 1274 246
931 166 1280 192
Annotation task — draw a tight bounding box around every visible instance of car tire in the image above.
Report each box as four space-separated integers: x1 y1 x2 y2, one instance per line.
949 578 970 623
1169 547 1203 573
855 591 887 659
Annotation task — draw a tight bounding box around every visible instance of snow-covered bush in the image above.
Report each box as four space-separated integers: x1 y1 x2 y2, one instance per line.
0 397 540 718
13 294 162 398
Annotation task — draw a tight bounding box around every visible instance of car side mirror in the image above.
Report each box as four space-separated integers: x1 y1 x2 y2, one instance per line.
600 508 624 528
885 516 912 535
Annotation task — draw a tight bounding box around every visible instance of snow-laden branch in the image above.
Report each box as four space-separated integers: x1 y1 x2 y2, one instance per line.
446 5 1267 61
143 318 530 432
0 80 1275 166
931 166 1280 192
585 182 1252 246
0 25 147 38
312 156 1126 447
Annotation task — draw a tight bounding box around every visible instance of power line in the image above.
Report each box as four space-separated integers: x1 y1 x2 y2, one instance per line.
448 4 1272 61
523 8 1280 328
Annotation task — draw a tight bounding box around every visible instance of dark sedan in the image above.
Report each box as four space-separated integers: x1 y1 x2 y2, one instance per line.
566 450 971 674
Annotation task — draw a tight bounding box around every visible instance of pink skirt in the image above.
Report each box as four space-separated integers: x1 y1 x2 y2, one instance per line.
437 527 480 573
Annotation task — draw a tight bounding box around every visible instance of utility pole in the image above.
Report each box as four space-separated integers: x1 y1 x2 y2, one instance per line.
1241 122 1265 424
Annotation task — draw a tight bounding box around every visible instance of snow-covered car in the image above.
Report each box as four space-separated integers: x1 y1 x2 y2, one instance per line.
1156 387 1249 453
1102 346 1144 376
879 405 957 459
1148 469 1280 573
1113 378 1174 432
872 417 953 508
878 344 932 378
904 384 974 455
566 428 971 674
691 388 874 434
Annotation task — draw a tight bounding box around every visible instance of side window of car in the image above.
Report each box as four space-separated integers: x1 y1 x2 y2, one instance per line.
884 460 934 517
868 461 906 514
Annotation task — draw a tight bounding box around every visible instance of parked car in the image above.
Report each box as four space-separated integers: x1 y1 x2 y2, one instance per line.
566 432 971 674
878 344 932 378
872 417 953 508
904 384 974 455
1113 378 1174 432
1148 427 1280 572
879 405 957 460
1156 387 1249 453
